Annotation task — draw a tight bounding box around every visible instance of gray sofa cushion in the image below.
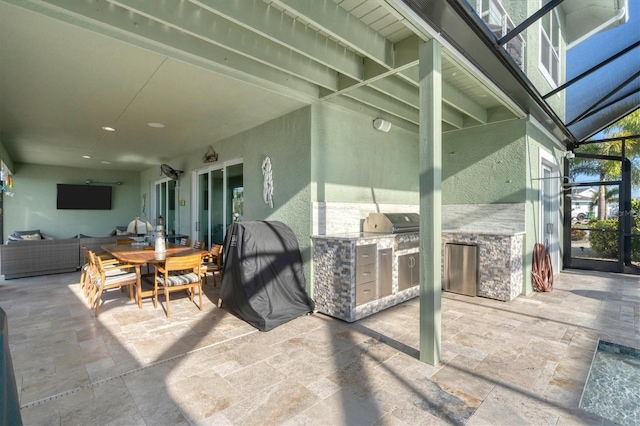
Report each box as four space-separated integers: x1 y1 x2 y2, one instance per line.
8 230 42 242
7 230 55 243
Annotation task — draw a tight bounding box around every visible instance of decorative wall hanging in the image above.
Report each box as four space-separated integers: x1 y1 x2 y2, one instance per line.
0 168 14 197
203 146 218 163
262 156 273 208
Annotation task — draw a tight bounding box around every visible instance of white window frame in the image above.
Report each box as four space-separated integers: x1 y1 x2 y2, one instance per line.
539 4 561 88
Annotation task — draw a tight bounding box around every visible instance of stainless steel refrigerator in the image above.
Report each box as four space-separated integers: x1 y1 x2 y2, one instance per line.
443 243 478 296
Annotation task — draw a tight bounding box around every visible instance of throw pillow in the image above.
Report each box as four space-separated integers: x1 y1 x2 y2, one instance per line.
21 233 42 240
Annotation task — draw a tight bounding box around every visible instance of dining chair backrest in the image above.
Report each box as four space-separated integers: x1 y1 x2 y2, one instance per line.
179 237 191 247
164 253 202 274
210 244 223 260
192 241 205 250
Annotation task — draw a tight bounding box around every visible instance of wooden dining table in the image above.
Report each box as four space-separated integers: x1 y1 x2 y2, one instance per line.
102 242 206 309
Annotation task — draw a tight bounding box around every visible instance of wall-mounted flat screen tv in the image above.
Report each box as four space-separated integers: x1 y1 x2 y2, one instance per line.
56 184 112 210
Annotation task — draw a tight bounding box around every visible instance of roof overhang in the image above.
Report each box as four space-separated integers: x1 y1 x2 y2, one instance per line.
564 0 629 49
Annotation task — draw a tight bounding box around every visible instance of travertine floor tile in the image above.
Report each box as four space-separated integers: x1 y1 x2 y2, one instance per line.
3 269 636 425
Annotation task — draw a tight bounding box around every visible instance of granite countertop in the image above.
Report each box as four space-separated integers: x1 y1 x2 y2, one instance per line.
312 229 524 239
311 232 398 240
442 229 526 236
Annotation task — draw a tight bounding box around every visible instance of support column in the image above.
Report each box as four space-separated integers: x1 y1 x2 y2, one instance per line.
418 39 442 365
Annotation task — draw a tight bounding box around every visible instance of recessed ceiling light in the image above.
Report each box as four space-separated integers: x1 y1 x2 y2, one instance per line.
82 155 91 159
147 122 165 128
102 126 116 132
101 161 112 164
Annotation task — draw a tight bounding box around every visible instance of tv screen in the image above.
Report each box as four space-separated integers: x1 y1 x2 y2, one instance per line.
57 184 112 210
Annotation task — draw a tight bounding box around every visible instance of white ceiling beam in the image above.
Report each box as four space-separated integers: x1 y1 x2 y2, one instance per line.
28 0 319 101
270 0 395 69
107 0 338 91
189 0 363 81
326 95 419 134
343 86 465 128
399 67 488 124
344 86 418 124
367 76 418 108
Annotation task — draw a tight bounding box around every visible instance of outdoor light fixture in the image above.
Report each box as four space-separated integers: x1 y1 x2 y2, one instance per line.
563 150 575 159
373 118 391 132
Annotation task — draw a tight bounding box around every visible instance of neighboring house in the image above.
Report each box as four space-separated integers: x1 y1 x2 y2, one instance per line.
0 0 632 363
570 187 597 220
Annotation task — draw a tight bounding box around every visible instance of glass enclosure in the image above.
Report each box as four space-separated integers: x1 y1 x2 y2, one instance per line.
567 137 640 274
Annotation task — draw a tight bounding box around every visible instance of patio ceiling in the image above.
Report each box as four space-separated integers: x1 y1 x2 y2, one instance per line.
0 0 522 172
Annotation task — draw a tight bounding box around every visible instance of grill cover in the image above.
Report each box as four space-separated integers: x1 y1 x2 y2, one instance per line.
363 213 420 233
220 221 314 331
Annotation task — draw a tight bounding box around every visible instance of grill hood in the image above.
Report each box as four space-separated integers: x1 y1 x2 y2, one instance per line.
363 213 420 234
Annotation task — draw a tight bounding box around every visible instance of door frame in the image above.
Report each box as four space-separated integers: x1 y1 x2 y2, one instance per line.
539 147 561 274
191 157 243 247
150 176 176 232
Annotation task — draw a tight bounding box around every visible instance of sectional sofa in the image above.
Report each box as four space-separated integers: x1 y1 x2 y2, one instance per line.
0 232 120 279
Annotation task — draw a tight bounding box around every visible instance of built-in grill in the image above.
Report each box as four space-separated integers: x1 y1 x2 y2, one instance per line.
363 212 420 234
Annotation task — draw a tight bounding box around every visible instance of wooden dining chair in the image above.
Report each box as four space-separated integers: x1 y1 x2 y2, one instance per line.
179 237 191 247
86 251 140 317
153 253 203 318
80 246 117 299
201 244 223 287
192 241 205 250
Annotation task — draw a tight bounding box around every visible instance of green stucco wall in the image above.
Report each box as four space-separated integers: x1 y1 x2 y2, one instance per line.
229 107 313 284
139 107 313 290
3 163 140 239
310 103 419 205
442 119 528 204
440 117 566 296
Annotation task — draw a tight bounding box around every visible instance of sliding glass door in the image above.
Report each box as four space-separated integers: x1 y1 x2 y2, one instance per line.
153 178 177 234
193 160 243 248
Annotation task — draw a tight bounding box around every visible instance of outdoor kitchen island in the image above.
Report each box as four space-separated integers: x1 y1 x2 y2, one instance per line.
312 231 420 322
312 228 524 322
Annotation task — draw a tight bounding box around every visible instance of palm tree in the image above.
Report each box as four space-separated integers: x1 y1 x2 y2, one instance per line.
589 186 618 218
570 110 640 219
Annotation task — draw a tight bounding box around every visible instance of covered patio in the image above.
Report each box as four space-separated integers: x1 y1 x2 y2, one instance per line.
2 269 638 424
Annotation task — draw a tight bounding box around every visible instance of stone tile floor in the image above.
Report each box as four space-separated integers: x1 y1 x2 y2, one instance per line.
1 268 639 425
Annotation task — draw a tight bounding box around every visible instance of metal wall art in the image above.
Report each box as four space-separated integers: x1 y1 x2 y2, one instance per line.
203 146 218 163
262 156 273 208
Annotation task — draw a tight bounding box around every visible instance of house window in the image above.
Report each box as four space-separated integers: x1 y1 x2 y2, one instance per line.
475 0 525 69
539 2 561 87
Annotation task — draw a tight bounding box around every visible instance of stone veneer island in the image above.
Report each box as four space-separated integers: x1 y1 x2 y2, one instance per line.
312 230 524 322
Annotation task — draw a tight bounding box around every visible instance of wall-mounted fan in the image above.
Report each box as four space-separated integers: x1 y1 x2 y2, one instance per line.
160 163 184 181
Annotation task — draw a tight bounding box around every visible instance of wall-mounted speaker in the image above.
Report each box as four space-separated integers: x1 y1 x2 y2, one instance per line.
373 118 391 132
